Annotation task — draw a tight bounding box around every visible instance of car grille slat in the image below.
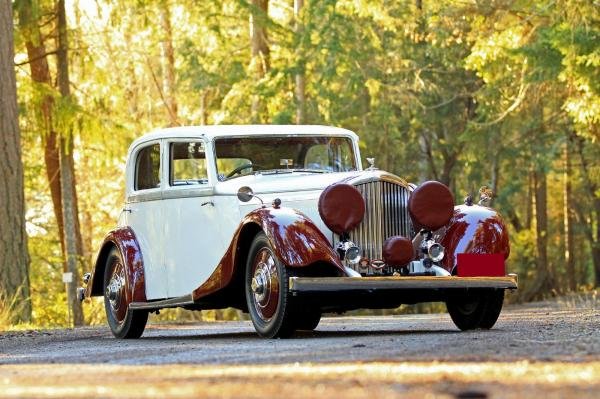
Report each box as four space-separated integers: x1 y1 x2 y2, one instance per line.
347 180 413 275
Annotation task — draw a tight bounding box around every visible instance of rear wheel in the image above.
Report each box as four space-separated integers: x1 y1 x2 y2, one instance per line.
104 248 148 338
446 290 504 331
295 309 321 331
245 232 297 338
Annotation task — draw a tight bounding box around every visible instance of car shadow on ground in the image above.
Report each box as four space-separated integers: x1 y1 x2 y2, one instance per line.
136 328 465 341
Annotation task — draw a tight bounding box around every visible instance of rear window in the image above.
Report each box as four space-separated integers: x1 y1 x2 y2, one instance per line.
135 143 161 190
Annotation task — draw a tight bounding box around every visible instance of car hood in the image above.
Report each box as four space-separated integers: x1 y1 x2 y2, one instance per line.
214 171 363 196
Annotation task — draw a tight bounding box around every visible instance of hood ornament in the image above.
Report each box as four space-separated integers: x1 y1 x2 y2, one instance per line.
478 186 493 206
366 157 377 171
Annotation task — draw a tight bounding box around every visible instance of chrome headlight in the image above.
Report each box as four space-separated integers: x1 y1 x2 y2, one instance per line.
427 241 445 262
337 241 361 265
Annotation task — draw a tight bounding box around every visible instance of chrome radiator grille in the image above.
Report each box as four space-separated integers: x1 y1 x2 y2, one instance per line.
347 180 413 273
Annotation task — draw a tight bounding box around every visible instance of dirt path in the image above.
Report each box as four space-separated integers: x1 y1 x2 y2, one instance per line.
0 297 598 398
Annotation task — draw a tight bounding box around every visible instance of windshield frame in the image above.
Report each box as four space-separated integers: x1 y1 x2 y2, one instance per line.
211 134 360 181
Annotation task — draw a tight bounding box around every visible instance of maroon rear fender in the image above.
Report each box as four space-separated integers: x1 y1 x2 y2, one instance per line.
193 206 345 300
439 205 510 275
86 227 146 303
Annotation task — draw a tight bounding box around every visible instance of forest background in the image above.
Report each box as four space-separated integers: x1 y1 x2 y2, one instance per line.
0 0 599 328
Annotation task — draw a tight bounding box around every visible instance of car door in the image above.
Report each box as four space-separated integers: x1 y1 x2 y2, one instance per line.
125 140 168 300
161 139 229 298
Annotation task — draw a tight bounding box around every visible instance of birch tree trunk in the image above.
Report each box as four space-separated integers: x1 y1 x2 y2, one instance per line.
0 0 32 323
57 0 84 326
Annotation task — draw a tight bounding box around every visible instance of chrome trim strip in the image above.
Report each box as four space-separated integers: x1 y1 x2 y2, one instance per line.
128 191 162 203
161 187 214 200
129 294 194 310
345 170 411 188
289 275 518 292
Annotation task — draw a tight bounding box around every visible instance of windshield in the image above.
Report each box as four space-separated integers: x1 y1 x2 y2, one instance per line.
214 136 357 180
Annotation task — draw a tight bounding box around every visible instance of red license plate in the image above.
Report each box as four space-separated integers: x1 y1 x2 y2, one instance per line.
456 253 505 277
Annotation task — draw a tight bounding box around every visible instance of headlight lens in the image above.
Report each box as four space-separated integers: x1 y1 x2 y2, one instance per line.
427 242 445 262
337 241 362 264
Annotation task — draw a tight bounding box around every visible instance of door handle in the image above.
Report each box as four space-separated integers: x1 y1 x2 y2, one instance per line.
201 201 214 207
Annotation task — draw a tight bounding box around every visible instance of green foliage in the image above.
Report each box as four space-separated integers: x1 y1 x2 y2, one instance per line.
11 0 600 327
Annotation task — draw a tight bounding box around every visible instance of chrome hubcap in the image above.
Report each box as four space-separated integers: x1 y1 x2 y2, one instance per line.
106 264 125 314
251 248 279 322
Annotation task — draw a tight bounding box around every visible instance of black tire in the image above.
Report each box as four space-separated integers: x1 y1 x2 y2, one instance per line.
295 309 321 331
245 232 297 338
446 290 504 331
104 248 148 339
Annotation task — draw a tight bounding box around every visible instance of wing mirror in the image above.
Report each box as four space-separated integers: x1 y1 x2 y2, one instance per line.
237 186 255 202
237 186 267 206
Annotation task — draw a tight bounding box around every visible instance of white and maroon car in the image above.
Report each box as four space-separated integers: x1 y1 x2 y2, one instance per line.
80 125 517 338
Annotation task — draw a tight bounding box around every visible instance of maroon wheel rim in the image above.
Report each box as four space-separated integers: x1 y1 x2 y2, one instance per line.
250 247 280 322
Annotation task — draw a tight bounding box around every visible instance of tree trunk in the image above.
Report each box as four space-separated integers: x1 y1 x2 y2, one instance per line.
525 170 533 230
564 134 576 291
574 136 600 287
18 2 67 266
294 0 306 124
199 90 208 125
57 0 84 326
249 0 270 122
159 1 178 126
0 0 32 323
524 168 554 300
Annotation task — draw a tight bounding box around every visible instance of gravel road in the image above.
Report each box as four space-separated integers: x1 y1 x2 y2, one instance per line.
1 296 598 398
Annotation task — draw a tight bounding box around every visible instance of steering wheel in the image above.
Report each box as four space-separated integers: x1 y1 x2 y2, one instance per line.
226 163 259 178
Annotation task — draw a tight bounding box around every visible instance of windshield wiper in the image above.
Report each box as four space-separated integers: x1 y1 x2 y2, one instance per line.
258 169 293 175
290 169 328 173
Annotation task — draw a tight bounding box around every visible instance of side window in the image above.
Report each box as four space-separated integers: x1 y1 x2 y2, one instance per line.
135 143 161 190
170 142 208 186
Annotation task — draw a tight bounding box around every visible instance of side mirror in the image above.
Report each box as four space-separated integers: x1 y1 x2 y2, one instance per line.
237 186 255 202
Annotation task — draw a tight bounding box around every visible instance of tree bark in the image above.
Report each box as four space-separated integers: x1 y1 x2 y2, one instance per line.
564 133 576 291
0 0 32 323
524 168 554 300
159 1 178 126
294 0 306 124
57 0 84 326
249 0 270 122
18 2 67 267
574 136 600 287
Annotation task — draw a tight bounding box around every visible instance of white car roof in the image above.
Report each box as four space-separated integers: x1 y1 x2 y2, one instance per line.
129 125 359 149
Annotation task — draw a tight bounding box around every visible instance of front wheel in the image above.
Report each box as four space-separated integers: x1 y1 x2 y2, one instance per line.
245 232 297 338
446 290 504 331
103 248 148 338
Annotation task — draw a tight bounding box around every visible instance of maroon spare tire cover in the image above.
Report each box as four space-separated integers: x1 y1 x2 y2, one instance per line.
383 236 414 266
318 183 365 235
408 181 455 231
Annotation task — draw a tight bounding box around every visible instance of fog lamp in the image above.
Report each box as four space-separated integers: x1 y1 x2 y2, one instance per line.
337 241 362 265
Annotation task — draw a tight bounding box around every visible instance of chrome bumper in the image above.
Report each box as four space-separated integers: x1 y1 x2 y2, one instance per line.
289 274 518 293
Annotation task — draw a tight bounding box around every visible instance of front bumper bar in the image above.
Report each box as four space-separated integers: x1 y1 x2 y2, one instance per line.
289 274 518 293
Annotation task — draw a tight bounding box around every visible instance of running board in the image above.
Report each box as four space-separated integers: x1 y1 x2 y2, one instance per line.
289 275 518 293
129 295 194 311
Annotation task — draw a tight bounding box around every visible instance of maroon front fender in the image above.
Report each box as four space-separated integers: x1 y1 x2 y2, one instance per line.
193 206 345 300
86 227 146 303
440 205 510 275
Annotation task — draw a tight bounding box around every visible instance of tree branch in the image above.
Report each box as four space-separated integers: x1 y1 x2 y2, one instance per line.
14 49 58 66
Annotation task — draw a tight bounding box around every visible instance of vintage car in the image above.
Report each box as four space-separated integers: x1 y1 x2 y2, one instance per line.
80 125 517 338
